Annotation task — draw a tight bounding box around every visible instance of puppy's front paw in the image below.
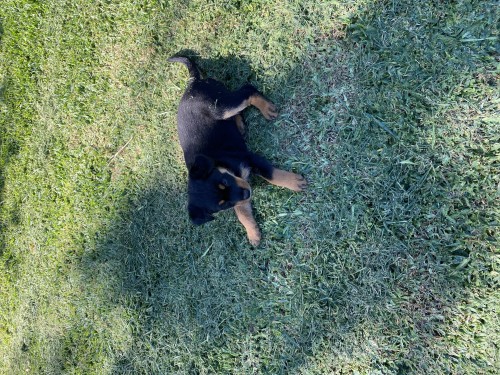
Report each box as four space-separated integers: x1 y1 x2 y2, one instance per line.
290 174 307 192
247 229 261 247
267 169 307 192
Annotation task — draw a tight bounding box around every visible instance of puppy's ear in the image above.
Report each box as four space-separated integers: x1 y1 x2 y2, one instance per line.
189 155 214 179
188 204 215 225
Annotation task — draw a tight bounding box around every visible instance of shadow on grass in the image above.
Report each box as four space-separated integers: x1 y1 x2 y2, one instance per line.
171 48 259 90
64 1 496 373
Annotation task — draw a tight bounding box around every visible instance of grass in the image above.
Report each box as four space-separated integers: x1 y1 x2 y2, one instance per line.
0 0 498 373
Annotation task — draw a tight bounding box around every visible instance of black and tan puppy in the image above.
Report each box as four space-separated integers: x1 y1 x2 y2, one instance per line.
169 56 306 246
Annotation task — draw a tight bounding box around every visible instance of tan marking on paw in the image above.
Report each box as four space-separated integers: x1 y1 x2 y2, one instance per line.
249 95 278 120
234 201 261 246
265 169 307 192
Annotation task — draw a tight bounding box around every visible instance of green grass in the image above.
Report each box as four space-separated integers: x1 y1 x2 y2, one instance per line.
0 0 498 373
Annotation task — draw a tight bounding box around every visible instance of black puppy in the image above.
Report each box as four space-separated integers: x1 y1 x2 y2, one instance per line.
169 56 306 246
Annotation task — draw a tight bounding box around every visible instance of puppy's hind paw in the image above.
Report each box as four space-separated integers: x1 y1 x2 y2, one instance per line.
262 102 278 120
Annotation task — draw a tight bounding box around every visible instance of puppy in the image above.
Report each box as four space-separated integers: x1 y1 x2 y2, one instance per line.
169 56 306 246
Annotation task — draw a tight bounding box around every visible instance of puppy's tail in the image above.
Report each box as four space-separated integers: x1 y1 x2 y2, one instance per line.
168 56 200 80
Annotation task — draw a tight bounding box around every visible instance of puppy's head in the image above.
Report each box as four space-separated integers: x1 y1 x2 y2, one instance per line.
187 155 251 225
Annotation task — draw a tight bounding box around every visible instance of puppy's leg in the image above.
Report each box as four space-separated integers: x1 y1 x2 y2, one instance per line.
263 169 307 192
213 85 278 120
235 114 246 136
234 201 261 246
249 153 307 192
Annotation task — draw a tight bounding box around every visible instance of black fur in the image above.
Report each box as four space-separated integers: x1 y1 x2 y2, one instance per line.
170 56 306 246
169 56 276 225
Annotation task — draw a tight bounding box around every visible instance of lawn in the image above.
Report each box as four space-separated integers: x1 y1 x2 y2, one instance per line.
0 0 498 373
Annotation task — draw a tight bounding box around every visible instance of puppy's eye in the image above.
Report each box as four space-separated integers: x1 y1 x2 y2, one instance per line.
218 184 226 190
218 200 225 205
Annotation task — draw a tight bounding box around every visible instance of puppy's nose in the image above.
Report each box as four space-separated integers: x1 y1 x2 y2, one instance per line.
242 189 251 200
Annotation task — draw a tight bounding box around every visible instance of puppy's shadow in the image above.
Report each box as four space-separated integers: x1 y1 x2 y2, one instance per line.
171 49 256 90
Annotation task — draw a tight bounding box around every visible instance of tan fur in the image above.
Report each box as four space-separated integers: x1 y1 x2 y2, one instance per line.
217 167 251 191
234 201 261 246
222 94 277 120
249 94 277 120
263 169 307 192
